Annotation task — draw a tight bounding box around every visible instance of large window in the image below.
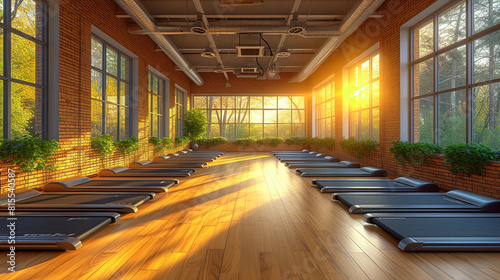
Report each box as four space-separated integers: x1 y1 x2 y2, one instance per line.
349 53 380 141
148 72 165 138
1 0 47 139
411 0 500 149
91 36 131 141
193 95 306 140
175 86 186 137
315 81 335 138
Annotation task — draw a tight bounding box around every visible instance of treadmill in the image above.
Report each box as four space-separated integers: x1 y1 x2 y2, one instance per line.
334 190 500 214
43 177 178 193
0 212 120 250
168 152 217 159
285 161 360 169
130 160 207 168
296 167 387 177
100 167 195 177
183 149 225 156
364 213 500 252
313 177 439 193
154 155 215 162
0 190 155 213
276 153 326 160
281 156 340 163
272 149 314 155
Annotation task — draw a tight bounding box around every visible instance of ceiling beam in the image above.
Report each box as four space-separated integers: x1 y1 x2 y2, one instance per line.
116 14 384 20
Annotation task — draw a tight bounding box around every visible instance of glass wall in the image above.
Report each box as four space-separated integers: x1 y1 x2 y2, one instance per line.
315 81 335 138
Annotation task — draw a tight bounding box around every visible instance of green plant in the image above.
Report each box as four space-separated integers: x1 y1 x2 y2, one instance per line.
183 109 207 143
256 137 284 146
236 137 256 146
340 137 378 158
308 137 335 149
389 141 443 165
91 134 115 159
443 143 498 176
198 137 228 148
149 137 174 152
114 136 139 155
175 137 190 146
0 134 60 172
284 137 309 145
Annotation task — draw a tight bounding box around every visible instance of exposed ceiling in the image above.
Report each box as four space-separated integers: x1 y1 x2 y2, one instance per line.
115 0 385 85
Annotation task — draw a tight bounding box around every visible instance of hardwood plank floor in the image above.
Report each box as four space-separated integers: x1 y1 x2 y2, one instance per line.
2 152 500 279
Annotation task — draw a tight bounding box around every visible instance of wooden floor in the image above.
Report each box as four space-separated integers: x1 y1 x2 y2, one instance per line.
2 152 500 279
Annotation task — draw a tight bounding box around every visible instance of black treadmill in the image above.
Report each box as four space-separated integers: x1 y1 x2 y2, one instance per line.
130 160 207 169
285 161 360 169
272 149 313 155
313 177 439 193
43 177 178 193
182 149 225 156
296 167 387 177
334 190 500 214
281 156 340 163
0 212 120 250
364 213 500 251
99 167 195 177
154 155 214 162
0 190 155 213
276 153 326 160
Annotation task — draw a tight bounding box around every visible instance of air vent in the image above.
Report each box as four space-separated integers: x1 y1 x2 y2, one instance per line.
241 67 258 73
236 46 265 57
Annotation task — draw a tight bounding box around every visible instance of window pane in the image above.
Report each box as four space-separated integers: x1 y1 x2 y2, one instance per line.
209 124 220 138
250 110 263 123
264 96 277 108
152 94 158 115
91 39 103 69
0 80 3 138
372 54 379 79
209 96 221 109
372 81 380 106
414 20 434 60
120 56 129 80
438 90 466 146
350 112 358 140
264 124 277 138
237 110 249 123
152 113 157 138
12 33 41 84
325 118 332 138
225 110 235 123
473 83 500 149
438 45 466 91
11 83 39 137
360 60 370 86
120 107 127 140
292 110 304 123
292 124 305 137
120 83 126 105
372 109 379 142
194 96 207 109
249 124 263 138
11 0 41 39
413 58 434 96
222 96 235 109
438 1 466 49
278 124 291 138
224 124 235 140
236 96 249 108
350 93 359 111
106 76 118 103
106 104 118 140
263 110 276 123
413 97 434 143
473 0 500 34
0 29 3 76
250 96 262 108
278 110 291 123
210 110 221 123
159 96 163 116
91 100 103 137
236 124 249 138
152 75 158 94
91 70 102 99
278 96 292 108
360 110 370 140
106 48 118 76
473 30 500 83
360 87 370 109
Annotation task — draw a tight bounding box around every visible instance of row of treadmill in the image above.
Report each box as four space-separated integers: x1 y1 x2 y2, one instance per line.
0 149 225 250
272 149 500 252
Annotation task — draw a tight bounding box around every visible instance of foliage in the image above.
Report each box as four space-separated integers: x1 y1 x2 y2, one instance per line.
183 109 207 143
114 136 139 155
256 137 284 146
235 137 256 146
175 137 190 146
284 137 309 145
0 134 60 172
197 137 228 148
149 137 174 152
308 137 335 149
340 137 378 159
443 143 499 176
91 134 115 159
389 141 443 165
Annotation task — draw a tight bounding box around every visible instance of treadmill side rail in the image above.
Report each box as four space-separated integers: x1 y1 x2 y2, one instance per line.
399 237 500 252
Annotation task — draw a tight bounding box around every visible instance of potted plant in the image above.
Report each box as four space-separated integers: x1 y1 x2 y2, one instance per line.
183 109 207 151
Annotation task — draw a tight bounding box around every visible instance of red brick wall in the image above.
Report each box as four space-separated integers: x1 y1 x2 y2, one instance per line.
306 0 500 197
0 0 191 193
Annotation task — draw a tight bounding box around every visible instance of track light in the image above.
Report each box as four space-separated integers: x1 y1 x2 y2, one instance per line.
268 62 279 78
288 14 305 34
201 46 216 58
226 81 231 87
191 14 208 34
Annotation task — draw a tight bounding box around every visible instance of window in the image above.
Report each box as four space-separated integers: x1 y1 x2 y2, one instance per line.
1 0 47 139
193 95 306 140
411 0 500 149
175 86 186 137
148 72 165 138
91 36 131 141
349 53 380 141
315 81 335 138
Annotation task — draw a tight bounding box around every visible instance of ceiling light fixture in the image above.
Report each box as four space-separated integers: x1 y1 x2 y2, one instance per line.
276 47 291 58
226 81 231 87
214 63 224 73
268 62 280 78
191 14 208 34
288 14 305 35
201 46 216 58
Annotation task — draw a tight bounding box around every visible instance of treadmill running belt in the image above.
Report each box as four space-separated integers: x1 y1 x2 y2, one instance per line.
77 180 174 187
338 194 473 208
16 193 152 205
297 167 386 177
122 169 193 174
315 179 398 188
